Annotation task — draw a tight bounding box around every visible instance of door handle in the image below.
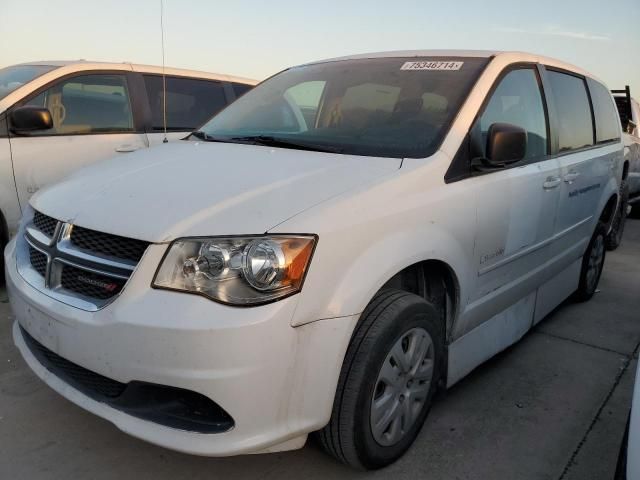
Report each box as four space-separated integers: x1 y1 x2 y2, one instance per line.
563 171 580 184
543 176 561 189
115 145 141 153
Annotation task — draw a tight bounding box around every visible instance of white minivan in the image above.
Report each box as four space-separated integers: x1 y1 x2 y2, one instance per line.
0 61 256 270
5 51 623 469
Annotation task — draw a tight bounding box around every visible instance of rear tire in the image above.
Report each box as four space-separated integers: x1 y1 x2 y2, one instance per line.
606 180 629 251
316 289 444 470
574 222 606 302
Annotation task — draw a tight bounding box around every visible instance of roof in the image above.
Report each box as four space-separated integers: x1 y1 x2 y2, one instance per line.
302 49 598 82
308 49 499 64
10 60 258 85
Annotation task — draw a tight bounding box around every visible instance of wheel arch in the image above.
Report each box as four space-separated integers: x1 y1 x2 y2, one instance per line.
379 259 460 344
600 193 619 230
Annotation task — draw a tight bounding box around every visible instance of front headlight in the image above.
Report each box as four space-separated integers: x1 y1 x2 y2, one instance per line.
152 235 317 306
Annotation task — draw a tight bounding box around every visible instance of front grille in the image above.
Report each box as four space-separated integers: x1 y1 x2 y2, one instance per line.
33 211 58 237
21 212 151 309
70 226 149 263
29 246 47 277
60 264 126 300
21 326 126 398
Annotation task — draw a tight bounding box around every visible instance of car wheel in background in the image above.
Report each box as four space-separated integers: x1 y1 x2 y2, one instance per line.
606 180 629 251
574 222 607 302
316 289 444 469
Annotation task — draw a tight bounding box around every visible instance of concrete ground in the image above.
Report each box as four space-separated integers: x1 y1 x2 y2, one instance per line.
1 221 639 480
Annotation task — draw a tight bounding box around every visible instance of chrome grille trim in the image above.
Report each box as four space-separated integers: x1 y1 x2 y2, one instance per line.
57 223 136 272
17 211 150 311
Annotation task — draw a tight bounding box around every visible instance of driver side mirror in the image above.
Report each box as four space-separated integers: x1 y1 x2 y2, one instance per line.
484 122 527 166
10 106 53 133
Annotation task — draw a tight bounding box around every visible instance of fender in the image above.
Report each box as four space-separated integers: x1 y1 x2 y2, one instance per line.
271 153 477 331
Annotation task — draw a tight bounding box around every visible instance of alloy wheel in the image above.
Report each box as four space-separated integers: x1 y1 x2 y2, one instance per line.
370 327 434 446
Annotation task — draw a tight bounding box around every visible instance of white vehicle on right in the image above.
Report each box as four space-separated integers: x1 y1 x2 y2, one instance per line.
615 362 640 479
611 87 640 230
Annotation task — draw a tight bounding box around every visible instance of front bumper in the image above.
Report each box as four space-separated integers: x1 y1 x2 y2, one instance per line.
5 238 358 456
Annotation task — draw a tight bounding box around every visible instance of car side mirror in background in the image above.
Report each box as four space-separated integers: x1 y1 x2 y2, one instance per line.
627 120 637 135
485 122 527 167
10 106 53 133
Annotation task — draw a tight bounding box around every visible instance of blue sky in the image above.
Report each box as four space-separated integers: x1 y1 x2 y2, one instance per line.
1 0 638 94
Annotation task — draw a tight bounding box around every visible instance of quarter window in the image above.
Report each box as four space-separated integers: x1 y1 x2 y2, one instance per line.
588 79 620 143
547 71 594 152
143 76 227 131
477 68 548 159
17 74 134 135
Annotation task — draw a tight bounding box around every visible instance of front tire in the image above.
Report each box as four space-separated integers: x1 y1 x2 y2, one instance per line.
316 290 444 469
574 222 607 302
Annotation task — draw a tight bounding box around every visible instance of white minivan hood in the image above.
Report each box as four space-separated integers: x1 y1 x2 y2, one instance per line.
31 141 401 242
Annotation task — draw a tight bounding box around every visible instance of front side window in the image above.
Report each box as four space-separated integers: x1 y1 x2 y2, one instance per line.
588 79 620 143
0 65 58 101
144 76 227 131
547 71 594 152
476 68 548 160
17 74 134 135
199 57 489 158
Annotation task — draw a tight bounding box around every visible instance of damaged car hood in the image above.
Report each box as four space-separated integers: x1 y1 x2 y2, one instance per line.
30 141 401 242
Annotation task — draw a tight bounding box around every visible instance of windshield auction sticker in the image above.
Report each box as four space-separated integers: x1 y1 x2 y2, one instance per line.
400 61 464 71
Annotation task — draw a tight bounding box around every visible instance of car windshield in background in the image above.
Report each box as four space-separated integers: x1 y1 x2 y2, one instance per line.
0 65 58 101
200 57 488 158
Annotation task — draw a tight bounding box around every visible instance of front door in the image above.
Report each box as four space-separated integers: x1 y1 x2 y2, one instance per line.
467 67 560 332
8 72 148 208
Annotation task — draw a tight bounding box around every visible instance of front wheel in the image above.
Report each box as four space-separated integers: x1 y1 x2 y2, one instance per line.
574 222 607 302
316 290 444 469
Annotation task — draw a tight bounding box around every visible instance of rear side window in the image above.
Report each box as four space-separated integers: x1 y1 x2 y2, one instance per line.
232 82 252 98
144 76 227 131
17 74 134 135
588 79 620 143
476 68 548 159
547 71 593 152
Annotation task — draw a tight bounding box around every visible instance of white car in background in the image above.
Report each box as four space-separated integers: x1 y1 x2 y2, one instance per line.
0 60 256 277
615 363 640 479
5 50 624 469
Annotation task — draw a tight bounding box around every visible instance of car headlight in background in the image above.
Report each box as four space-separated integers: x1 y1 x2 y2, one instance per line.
152 235 317 305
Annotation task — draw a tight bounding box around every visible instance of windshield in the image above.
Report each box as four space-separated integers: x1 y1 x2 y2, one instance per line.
0 65 58 101
200 57 488 158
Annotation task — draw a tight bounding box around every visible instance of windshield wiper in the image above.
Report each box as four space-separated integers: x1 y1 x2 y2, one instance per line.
230 135 343 154
189 131 231 142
